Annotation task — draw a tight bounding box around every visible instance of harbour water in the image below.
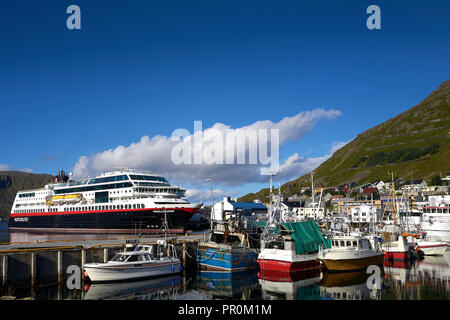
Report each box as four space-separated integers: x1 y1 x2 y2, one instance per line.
1 224 449 300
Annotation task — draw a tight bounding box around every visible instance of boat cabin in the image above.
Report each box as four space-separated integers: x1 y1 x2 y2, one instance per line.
330 237 373 251
110 243 177 263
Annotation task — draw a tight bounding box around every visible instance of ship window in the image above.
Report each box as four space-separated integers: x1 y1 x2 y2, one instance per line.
353 241 357 246
133 204 136 209
340 241 345 246
141 204 145 209
346 241 351 246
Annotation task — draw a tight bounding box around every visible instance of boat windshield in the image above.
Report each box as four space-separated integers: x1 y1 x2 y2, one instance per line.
359 239 373 250
111 254 128 262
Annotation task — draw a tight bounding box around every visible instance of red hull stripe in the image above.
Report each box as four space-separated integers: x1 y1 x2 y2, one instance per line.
257 259 320 273
10 207 198 218
417 244 447 248
383 251 409 260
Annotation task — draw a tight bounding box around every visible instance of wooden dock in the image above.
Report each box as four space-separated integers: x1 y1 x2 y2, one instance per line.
0 233 206 292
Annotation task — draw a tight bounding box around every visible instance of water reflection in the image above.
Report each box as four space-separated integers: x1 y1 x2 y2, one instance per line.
83 274 183 300
258 269 322 300
320 270 382 300
196 269 261 300
381 251 450 300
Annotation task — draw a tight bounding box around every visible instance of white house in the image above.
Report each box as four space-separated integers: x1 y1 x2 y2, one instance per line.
372 181 386 192
351 205 381 224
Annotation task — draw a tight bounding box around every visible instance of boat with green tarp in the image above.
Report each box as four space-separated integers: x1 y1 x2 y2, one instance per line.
256 220 331 274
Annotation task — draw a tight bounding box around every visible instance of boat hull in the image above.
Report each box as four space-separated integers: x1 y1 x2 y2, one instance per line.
416 243 447 256
383 250 410 261
84 260 182 282
197 246 259 271
257 258 320 273
320 253 384 272
9 207 197 234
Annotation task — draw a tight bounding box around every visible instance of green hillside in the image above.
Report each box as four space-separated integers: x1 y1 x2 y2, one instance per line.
0 171 54 220
240 79 450 202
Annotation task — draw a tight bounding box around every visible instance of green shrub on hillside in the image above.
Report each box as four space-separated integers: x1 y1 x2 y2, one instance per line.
351 144 441 168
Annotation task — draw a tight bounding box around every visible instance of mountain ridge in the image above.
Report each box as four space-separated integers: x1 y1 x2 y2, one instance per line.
239 79 450 202
0 171 54 219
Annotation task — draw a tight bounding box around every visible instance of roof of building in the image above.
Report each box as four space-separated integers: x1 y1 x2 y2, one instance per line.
226 199 267 211
362 187 378 194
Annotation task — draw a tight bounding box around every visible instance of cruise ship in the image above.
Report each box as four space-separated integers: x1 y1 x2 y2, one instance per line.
8 169 202 233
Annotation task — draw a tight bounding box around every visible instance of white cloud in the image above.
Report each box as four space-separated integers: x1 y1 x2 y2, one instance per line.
0 164 11 171
184 188 238 204
72 108 342 187
0 164 33 173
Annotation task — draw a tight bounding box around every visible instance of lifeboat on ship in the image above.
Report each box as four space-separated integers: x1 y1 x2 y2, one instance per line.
52 194 82 203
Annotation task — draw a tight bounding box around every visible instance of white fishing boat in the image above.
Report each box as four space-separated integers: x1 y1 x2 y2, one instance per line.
415 240 448 256
83 240 181 282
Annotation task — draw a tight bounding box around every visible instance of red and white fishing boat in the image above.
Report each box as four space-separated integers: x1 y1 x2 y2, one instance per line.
381 235 411 260
257 220 331 274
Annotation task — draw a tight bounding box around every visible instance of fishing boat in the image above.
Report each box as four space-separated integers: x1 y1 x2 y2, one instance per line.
318 234 384 272
381 234 418 261
257 220 331 274
256 174 331 275
196 197 264 271
415 240 448 256
379 173 417 261
83 240 181 282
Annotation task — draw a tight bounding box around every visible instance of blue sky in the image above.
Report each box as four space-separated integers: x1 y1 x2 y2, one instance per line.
1 1 449 203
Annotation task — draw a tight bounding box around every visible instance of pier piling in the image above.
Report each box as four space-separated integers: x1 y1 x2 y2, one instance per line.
2 255 7 286
30 253 36 287
57 250 63 284
81 249 86 280
182 242 187 271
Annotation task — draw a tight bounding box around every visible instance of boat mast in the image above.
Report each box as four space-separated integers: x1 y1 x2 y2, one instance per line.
391 172 397 227
269 171 274 224
278 182 282 225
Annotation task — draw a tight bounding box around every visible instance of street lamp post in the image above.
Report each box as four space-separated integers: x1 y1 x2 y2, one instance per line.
206 179 214 231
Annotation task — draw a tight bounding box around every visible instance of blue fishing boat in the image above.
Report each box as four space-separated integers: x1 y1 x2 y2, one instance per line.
197 243 258 271
197 197 266 271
